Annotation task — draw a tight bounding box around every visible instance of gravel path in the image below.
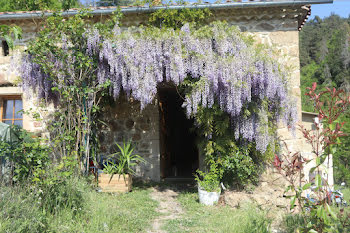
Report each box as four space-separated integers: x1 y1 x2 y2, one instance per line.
147 187 184 233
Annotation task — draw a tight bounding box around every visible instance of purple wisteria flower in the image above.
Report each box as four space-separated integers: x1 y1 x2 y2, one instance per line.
20 22 297 153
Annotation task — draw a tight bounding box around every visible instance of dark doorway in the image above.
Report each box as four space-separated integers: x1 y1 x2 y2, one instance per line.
158 86 199 179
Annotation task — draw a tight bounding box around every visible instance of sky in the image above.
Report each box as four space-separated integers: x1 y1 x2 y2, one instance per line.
310 0 350 19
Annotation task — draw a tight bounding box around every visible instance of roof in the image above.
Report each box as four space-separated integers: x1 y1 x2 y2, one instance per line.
0 0 333 30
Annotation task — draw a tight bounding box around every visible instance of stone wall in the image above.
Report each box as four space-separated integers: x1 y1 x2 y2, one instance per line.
252 30 303 151
0 5 310 181
301 112 334 188
97 96 160 181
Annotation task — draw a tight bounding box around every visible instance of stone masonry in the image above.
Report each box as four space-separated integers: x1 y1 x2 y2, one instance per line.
0 3 316 182
97 95 160 181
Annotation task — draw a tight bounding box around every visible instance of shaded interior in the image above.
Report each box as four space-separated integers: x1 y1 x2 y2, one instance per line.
158 86 199 178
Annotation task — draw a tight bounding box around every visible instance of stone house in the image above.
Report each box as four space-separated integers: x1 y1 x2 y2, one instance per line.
0 0 333 182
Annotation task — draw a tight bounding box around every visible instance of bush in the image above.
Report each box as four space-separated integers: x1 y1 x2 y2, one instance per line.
220 148 259 188
283 213 350 233
195 163 222 192
193 105 272 189
0 126 49 184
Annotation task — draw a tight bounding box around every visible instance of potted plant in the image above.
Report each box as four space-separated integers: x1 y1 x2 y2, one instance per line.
195 163 223 206
98 141 145 193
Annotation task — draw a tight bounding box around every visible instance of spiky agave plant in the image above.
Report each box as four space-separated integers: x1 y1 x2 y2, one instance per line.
111 141 146 175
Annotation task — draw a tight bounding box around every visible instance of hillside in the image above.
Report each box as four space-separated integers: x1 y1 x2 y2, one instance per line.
299 14 350 184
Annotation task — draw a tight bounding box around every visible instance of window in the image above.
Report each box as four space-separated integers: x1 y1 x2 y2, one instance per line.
0 96 23 127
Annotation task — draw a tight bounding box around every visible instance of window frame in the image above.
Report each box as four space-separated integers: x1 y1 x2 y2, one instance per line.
0 95 23 126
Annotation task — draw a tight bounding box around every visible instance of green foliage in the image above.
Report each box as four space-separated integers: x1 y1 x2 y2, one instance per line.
0 177 85 231
31 156 84 214
0 129 86 216
192 104 273 189
333 110 350 185
164 191 271 233
220 148 259 187
0 0 80 12
283 212 350 233
37 175 84 215
300 14 350 186
300 15 350 87
103 160 120 174
104 141 146 175
110 141 146 175
0 185 49 232
195 162 222 192
0 182 159 232
26 11 122 174
0 127 49 183
0 24 22 49
148 8 211 29
276 84 350 233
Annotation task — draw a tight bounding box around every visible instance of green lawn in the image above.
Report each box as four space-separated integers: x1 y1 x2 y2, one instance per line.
0 180 159 233
3 180 346 233
48 189 159 232
163 190 271 233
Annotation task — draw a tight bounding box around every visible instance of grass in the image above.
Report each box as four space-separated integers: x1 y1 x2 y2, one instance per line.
282 186 350 233
337 186 350 204
3 178 346 233
163 189 271 233
0 178 159 233
48 188 159 232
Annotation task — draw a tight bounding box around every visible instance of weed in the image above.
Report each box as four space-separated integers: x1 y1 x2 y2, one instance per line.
163 191 271 233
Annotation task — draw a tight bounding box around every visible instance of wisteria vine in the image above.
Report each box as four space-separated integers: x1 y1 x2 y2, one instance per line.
21 21 297 153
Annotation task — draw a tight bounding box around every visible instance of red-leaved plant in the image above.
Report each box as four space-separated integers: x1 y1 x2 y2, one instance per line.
274 83 350 232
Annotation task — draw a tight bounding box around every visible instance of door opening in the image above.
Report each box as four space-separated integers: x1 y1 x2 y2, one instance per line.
158 86 199 179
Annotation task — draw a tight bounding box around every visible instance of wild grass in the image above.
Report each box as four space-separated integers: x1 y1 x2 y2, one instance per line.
0 178 159 233
338 186 350 203
282 186 350 233
163 190 271 233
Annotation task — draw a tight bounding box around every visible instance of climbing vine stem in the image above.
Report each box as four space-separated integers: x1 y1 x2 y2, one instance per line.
20 11 297 175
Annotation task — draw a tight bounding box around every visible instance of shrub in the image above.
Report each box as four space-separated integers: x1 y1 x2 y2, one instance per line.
193 105 273 189
195 163 222 192
0 126 49 184
276 83 350 232
220 148 259 188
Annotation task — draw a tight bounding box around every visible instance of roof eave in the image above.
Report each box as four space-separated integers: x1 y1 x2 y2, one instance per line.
0 0 333 21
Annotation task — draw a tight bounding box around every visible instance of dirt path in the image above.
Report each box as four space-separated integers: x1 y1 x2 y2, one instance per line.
147 187 184 233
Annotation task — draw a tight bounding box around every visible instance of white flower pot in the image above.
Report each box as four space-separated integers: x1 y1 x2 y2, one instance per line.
198 186 221 206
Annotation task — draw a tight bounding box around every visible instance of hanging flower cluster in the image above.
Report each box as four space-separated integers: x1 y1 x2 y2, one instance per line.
21 22 297 153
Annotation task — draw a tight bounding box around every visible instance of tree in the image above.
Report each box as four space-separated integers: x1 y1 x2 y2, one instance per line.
300 14 350 185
